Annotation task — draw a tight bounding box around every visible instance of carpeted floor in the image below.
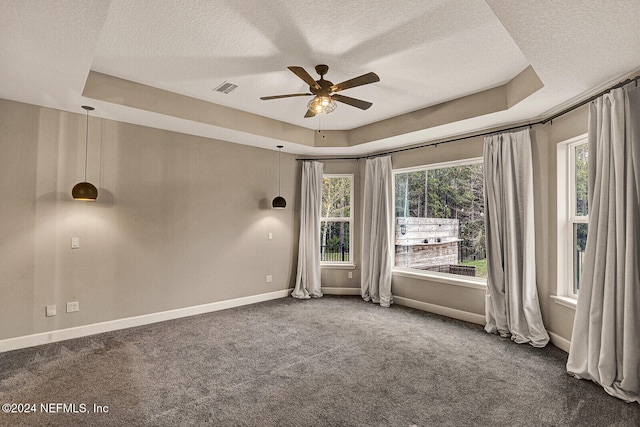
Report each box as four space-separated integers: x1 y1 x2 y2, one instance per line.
1 295 638 426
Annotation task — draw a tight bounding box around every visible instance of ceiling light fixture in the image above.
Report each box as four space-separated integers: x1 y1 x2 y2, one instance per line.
307 95 337 115
272 145 286 209
72 106 98 201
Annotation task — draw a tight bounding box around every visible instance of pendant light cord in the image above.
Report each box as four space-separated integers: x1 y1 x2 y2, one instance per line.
84 108 89 182
278 147 282 196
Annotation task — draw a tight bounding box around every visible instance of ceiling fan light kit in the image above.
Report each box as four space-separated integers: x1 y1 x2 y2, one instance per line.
261 64 379 118
308 96 336 115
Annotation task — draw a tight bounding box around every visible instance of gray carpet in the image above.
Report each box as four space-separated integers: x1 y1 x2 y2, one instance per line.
1 295 638 426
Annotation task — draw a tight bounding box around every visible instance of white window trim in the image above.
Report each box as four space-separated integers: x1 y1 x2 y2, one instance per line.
393 267 486 290
556 133 588 307
393 157 483 174
321 174 354 265
550 295 577 310
321 263 356 269
392 157 486 286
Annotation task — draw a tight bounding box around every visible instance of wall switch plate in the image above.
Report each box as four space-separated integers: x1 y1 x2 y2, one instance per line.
266 275 273 283
66 301 79 313
268 232 273 240
46 305 56 317
71 237 80 249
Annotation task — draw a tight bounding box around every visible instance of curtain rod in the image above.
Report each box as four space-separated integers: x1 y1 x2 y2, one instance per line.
297 74 640 162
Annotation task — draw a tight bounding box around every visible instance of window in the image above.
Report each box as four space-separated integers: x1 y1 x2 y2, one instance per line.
321 175 353 264
557 134 589 300
393 158 486 279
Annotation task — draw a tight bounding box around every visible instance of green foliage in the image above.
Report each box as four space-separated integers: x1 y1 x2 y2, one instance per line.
575 144 589 216
460 259 488 278
327 236 341 247
574 143 589 251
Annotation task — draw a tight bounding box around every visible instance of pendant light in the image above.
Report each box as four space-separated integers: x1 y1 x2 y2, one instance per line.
272 145 286 209
72 106 98 201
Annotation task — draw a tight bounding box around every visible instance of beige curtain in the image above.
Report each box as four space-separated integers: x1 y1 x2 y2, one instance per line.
483 129 549 347
361 156 393 307
567 86 640 403
292 161 324 299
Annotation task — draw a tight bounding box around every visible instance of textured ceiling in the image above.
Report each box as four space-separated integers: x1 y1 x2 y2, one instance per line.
1 0 639 155
90 0 528 130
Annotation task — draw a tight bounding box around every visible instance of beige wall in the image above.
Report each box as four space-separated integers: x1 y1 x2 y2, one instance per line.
0 99 298 341
0 94 588 347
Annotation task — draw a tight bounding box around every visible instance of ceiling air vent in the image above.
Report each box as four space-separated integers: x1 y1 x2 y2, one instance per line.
213 81 238 94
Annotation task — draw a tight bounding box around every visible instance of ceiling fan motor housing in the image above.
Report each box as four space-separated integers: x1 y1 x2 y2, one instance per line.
310 77 333 96
315 64 329 76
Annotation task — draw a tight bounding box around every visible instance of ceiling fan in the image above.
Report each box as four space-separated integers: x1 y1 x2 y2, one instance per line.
260 64 380 118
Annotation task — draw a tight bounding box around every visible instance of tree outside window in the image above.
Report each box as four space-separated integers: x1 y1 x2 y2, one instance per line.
557 134 589 300
572 142 589 295
394 160 486 279
321 175 353 263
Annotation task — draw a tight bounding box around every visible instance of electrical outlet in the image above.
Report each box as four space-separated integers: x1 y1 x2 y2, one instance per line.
268 232 273 240
66 301 79 313
266 275 273 283
46 305 56 317
348 271 353 279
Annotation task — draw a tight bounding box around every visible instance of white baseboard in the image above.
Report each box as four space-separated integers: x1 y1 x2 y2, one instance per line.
395 296 572 352
2 289 571 355
322 287 361 296
393 296 486 325
549 331 571 353
320 291 485 326
0 289 292 353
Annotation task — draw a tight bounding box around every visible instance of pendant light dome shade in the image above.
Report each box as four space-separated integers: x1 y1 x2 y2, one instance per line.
272 145 286 209
272 195 286 209
72 182 98 201
73 106 98 201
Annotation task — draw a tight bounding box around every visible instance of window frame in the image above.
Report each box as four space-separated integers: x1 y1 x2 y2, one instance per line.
320 174 354 267
556 134 588 303
392 157 486 285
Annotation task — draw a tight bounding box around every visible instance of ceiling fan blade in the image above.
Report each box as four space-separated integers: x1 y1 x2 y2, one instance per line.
332 94 373 110
330 72 380 93
304 109 316 118
288 66 321 90
260 93 312 100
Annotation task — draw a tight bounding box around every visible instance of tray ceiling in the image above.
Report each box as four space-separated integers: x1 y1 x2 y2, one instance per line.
1 0 639 155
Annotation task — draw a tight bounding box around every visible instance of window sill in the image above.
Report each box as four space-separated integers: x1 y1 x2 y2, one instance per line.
392 268 486 290
321 264 357 270
551 295 577 310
